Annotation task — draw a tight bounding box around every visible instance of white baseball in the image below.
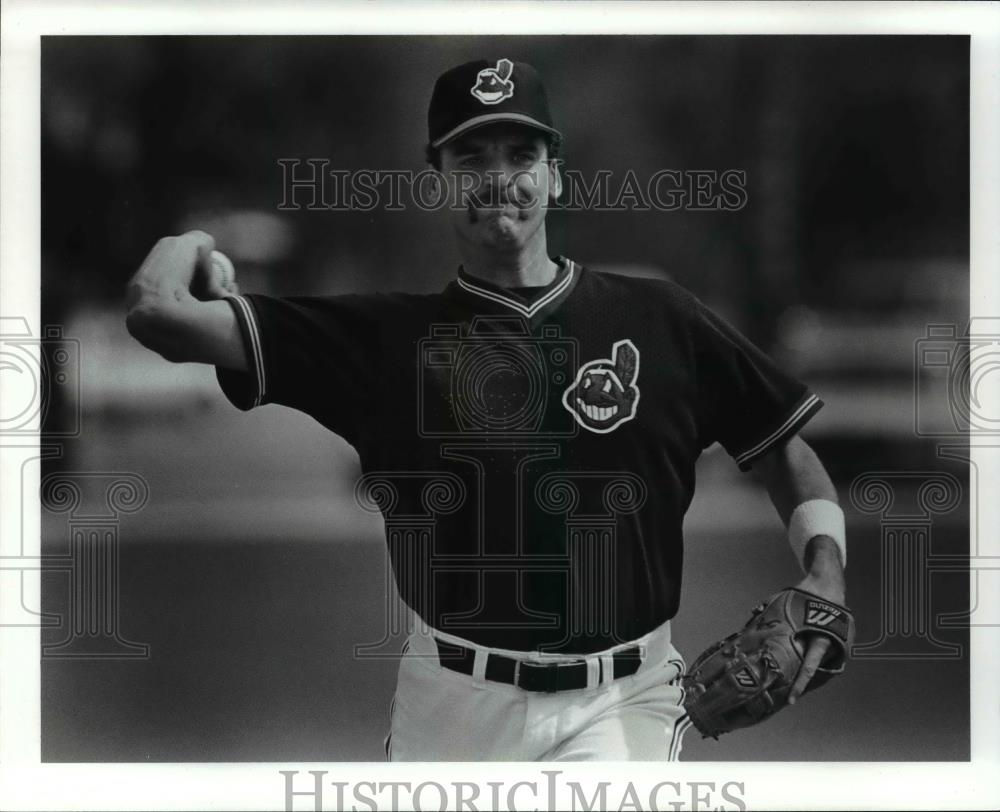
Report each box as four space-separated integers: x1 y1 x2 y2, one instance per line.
210 250 236 290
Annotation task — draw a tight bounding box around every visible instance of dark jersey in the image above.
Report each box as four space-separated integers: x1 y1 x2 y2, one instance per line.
217 258 822 653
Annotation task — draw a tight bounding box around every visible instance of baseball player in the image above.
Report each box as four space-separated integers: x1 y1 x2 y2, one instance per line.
125 58 849 761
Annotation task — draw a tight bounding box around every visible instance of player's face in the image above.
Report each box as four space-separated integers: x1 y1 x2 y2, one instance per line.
438 124 560 252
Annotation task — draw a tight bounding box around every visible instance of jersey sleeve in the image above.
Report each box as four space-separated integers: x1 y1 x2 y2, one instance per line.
214 293 381 447
692 300 823 471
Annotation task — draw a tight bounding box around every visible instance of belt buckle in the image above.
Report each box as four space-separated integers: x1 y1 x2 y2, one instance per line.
515 657 585 692
545 662 565 693
546 660 579 693
514 658 558 692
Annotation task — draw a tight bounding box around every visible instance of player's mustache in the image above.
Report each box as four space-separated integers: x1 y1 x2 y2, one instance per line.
461 181 537 213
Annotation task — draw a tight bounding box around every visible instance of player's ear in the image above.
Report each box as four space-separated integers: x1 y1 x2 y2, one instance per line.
547 158 563 203
426 169 444 201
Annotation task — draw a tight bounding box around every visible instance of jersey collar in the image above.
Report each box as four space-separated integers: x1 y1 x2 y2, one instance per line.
448 256 580 322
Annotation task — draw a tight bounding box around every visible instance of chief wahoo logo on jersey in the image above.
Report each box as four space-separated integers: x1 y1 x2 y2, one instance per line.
561 339 640 433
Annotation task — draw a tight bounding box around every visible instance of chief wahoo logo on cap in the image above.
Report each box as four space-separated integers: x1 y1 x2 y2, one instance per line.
470 59 515 105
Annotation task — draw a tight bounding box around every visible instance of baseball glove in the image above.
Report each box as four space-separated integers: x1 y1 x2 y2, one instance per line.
681 587 855 739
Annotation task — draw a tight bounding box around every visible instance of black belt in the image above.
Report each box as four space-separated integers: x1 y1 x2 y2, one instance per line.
434 638 643 693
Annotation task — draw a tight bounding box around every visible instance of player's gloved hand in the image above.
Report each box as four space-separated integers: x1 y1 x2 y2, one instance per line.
788 573 843 703
789 534 846 704
681 586 855 739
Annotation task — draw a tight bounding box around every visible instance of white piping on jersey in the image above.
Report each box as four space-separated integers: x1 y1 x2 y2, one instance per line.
231 295 266 407
456 261 576 317
735 392 820 466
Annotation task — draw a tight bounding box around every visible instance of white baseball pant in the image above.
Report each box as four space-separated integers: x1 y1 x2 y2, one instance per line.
384 618 691 761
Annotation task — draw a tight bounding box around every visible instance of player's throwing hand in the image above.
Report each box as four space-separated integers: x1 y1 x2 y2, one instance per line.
126 230 247 370
126 230 234 312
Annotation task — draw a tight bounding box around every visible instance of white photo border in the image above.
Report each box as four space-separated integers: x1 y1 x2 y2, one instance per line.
1 1 998 810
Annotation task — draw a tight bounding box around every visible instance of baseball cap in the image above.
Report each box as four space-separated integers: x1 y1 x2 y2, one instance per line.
427 58 562 150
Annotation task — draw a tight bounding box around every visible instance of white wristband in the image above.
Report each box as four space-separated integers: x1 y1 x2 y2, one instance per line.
788 499 846 572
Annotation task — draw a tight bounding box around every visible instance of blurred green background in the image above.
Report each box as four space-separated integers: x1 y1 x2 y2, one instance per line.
39 35 970 762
